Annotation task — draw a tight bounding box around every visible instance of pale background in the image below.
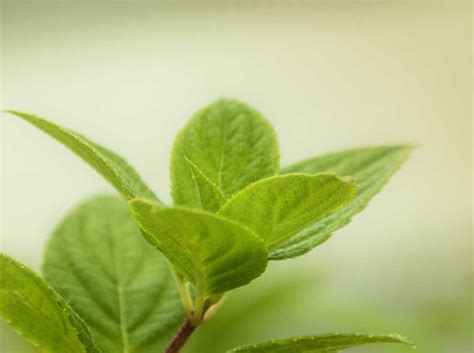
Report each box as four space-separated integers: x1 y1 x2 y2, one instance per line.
0 1 472 352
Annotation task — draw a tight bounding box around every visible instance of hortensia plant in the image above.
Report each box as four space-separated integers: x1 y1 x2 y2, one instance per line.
1 99 414 353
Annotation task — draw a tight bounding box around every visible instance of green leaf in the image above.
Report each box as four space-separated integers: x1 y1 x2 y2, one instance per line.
227 333 414 352
128 198 268 296
182 156 226 212
0 253 99 353
5 111 159 202
43 195 183 353
219 174 356 251
271 145 413 259
170 98 280 211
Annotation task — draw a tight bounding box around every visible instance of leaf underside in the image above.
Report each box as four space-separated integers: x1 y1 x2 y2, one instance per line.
219 174 356 251
5 111 159 202
43 195 183 353
128 198 268 296
227 333 414 352
271 145 413 260
170 98 280 212
0 253 99 353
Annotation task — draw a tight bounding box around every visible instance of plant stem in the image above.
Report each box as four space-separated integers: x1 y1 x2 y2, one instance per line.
164 319 196 353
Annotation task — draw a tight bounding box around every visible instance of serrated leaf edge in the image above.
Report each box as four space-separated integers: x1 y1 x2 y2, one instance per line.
219 172 357 217
3 110 159 203
0 252 99 353
226 332 415 352
270 145 414 260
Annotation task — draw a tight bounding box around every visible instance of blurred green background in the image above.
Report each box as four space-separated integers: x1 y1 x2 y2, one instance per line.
1 1 471 352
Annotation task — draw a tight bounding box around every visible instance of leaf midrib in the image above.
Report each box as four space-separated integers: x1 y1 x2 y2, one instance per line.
187 161 204 209
0 288 84 353
107 222 130 353
216 119 226 191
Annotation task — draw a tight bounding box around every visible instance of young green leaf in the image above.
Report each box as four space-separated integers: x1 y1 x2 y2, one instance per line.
170 98 280 211
219 174 356 251
0 253 99 353
43 195 183 353
4 111 159 202
227 333 414 352
183 156 226 212
270 145 413 259
128 198 268 296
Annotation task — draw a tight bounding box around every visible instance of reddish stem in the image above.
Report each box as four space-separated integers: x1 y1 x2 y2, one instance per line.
164 319 196 353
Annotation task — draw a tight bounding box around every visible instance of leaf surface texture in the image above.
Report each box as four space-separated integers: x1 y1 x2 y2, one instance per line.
6 111 158 202
171 98 279 211
0 253 99 353
43 195 182 353
271 145 413 259
219 174 356 251
128 198 268 296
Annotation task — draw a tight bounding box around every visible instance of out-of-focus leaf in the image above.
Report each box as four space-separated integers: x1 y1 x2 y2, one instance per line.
227 333 414 352
43 195 182 353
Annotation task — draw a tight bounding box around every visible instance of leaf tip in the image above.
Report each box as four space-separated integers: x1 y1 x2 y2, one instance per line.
393 143 418 155
2 109 22 116
389 333 416 348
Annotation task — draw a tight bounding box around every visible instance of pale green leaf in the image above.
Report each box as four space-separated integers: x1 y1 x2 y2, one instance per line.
170 98 280 211
5 111 158 202
271 145 413 259
183 156 226 212
43 195 183 353
0 253 99 353
128 198 268 296
227 333 414 352
219 174 356 252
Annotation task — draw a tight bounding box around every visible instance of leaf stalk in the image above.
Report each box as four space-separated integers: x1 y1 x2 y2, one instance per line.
189 284 205 326
171 268 193 318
